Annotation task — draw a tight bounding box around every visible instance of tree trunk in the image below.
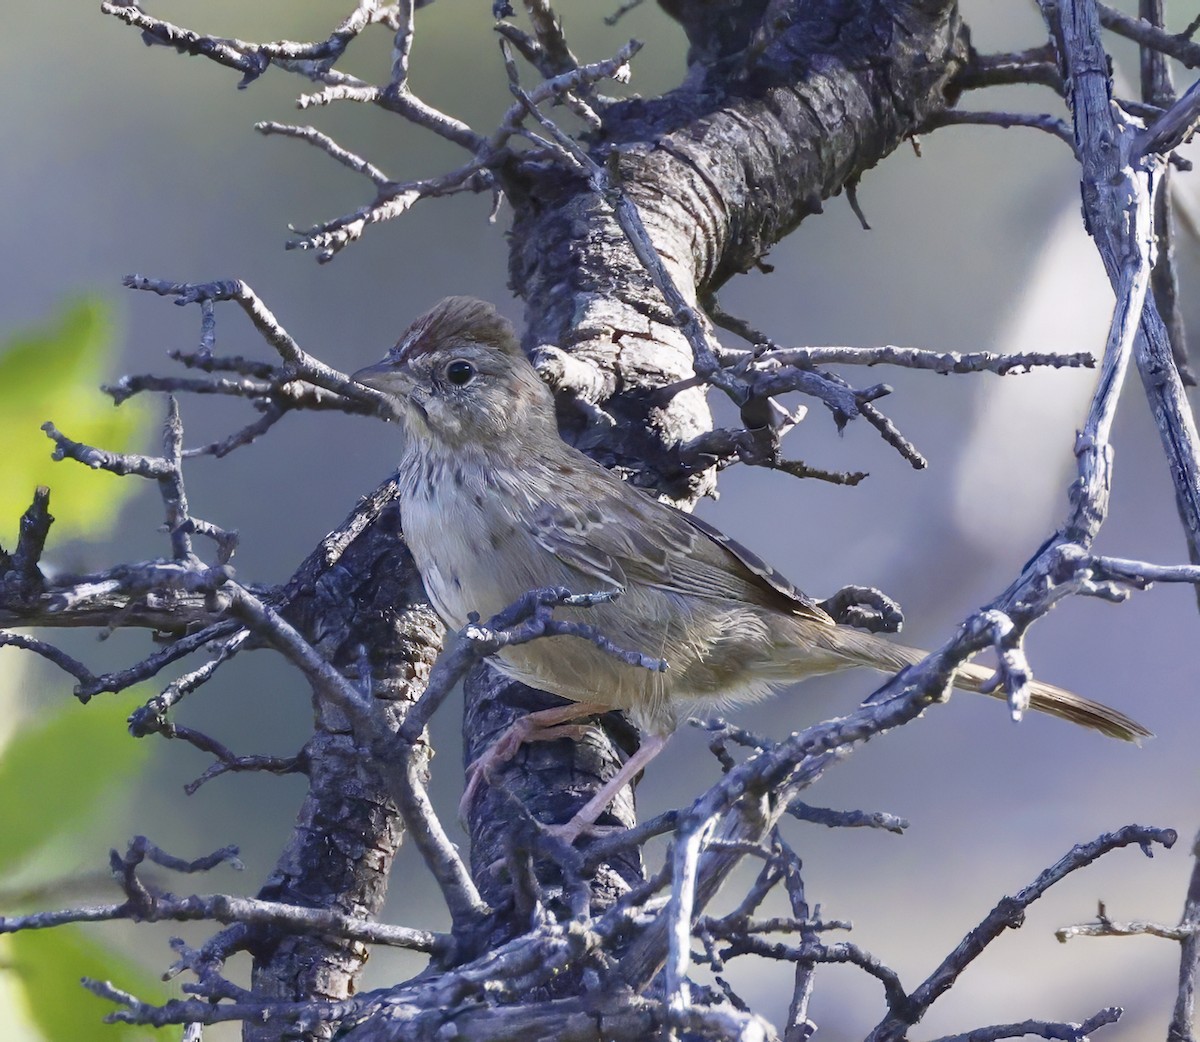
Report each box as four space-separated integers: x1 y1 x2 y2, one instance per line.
463 0 966 935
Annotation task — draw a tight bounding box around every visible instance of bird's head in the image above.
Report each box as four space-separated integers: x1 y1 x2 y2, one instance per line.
352 296 558 449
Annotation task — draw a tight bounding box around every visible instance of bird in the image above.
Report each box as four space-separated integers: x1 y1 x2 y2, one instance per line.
352 296 1150 842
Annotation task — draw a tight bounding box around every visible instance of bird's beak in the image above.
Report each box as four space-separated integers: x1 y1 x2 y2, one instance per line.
351 358 425 424
351 358 405 393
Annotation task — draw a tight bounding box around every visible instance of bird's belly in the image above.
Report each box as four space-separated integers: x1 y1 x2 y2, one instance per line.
399 478 797 734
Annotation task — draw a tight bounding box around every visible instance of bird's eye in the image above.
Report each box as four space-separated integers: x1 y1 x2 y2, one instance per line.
445 360 475 386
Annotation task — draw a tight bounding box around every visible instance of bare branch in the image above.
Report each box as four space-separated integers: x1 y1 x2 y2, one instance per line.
88 621 242 705
721 935 908 1009
390 0 415 89
867 826 1177 1041
955 45 1064 92
604 0 648 28
664 815 718 1017
297 80 484 152
700 296 932 469
164 577 490 930
401 585 667 743
676 425 868 487
0 630 97 688
256 122 391 187
1097 4 1200 69
1171 831 1200 1040
182 406 288 460
0 884 445 955
1136 0 1195 395
99 2 270 87
1135 75 1200 159
921 109 1075 149
6 486 53 592
787 803 909 834
283 164 495 262
99 1 409 88
42 420 172 480
1058 917 1197 942
925 1006 1123 1042
122 276 358 396
1045 0 1200 587
257 37 640 261
754 344 1096 375
172 723 304 795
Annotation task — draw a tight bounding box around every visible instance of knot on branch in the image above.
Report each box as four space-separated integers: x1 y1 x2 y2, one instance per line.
818 585 904 633
0 487 53 600
966 609 1032 720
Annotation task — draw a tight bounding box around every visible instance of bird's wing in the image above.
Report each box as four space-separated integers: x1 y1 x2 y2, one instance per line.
675 510 833 624
527 473 833 625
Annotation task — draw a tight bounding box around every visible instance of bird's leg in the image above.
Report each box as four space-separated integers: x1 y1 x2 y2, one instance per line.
542 732 670 846
460 700 613 823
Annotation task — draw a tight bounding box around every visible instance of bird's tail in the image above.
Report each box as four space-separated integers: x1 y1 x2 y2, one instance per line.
790 622 1152 744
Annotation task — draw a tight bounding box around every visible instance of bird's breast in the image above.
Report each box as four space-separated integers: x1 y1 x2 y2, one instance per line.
398 451 559 629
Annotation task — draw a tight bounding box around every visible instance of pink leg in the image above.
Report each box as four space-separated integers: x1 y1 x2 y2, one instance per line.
543 733 670 846
460 700 613 822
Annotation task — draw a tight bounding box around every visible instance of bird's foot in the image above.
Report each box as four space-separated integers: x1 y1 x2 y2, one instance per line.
458 701 612 825
538 816 625 848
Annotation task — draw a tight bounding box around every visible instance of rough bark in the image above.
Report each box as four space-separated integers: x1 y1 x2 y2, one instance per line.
248 488 444 1037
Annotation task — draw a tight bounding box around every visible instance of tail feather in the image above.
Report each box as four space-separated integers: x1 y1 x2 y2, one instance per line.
950 659 1151 743
806 625 1152 744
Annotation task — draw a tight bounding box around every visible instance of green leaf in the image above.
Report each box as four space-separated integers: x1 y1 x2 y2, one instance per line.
0 694 150 877
0 298 153 547
6 925 165 1042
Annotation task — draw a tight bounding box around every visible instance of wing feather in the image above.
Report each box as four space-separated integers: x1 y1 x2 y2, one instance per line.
526 470 832 625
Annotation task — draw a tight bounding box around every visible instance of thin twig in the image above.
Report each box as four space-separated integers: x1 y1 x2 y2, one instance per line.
925 1006 1122 1042
921 109 1075 149
755 345 1095 374
955 46 1063 92
1097 4 1200 68
0 630 97 687
0 890 446 954
8 486 53 590
867 826 1177 1041
255 122 391 186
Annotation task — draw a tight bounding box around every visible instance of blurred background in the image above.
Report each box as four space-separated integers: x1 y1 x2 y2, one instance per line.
0 1 1197 1039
